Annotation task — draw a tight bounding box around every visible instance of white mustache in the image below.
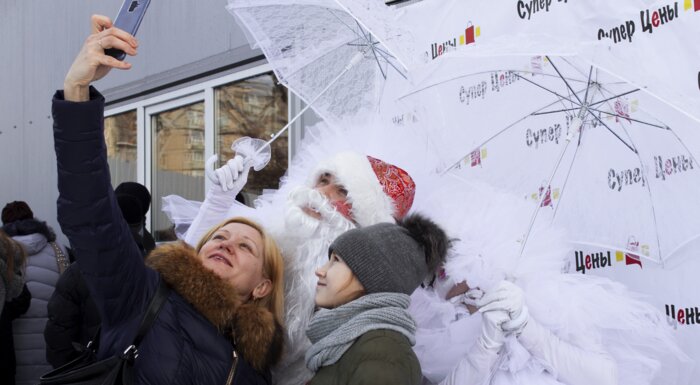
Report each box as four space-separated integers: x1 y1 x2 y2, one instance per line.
287 186 348 225
285 186 355 237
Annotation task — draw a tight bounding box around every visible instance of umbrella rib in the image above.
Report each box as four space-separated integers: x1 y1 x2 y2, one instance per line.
546 56 583 105
595 90 669 263
586 108 669 129
401 70 581 100
512 72 583 108
370 43 408 79
552 133 582 219
581 66 594 112
533 107 585 115
327 8 365 41
519 132 577 258
367 40 388 79
615 127 666 264
360 28 387 80
441 87 589 174
588 113 638 153
589 88 640 108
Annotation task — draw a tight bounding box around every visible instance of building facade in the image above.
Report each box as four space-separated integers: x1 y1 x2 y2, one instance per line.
0 1 314 243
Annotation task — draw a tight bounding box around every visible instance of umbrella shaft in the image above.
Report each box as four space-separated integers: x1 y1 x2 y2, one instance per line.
254 52 364 157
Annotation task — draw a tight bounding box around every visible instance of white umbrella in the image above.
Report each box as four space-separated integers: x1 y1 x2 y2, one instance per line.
393 0 700 121
226 0 414 139
400 54 700 268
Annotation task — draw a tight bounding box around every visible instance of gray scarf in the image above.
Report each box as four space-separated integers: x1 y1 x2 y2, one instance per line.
305 293 416 372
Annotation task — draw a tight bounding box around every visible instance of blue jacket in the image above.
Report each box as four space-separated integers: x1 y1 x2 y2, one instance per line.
52 88 283 385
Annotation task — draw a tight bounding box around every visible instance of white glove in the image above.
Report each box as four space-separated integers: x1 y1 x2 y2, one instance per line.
206 154 251 193
477 280 529 335
478 308 510 351
517 319 618 385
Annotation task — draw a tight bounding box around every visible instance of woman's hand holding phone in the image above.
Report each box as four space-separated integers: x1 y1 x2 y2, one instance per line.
63 15 138 102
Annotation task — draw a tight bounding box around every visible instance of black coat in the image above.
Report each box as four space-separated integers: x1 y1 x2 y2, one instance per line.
44 261 101 368
0 284 31 384
52 88 283 384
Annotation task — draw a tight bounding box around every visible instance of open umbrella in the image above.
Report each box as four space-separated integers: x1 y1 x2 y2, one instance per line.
227 0 414 141
400 54 700 268
392 0 700 121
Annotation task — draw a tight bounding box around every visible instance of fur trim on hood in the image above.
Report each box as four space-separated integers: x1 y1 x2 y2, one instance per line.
3 218 56 242
146 242 284 371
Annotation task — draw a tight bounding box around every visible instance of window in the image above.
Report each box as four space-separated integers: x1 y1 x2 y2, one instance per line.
151 101 205 242
104 64 296 242
215 73 289 197
104 110 137 187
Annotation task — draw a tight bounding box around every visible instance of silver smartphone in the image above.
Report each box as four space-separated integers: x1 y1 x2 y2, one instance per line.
105 0 151 60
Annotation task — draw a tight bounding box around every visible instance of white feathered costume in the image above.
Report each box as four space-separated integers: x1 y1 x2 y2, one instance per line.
163 119 692 385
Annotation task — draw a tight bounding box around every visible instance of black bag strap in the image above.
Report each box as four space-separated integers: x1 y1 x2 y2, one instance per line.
131 278 170 348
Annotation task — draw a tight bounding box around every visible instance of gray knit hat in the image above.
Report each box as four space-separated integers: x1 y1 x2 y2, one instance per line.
329 213 449 295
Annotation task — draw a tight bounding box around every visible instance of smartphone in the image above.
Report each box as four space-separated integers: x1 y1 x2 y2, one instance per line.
104 0 151 60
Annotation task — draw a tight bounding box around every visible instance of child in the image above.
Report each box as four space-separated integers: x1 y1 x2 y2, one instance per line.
305 213 449 385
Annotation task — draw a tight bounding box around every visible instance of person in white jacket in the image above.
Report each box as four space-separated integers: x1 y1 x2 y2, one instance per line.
408 176 690 385
435 280 617 385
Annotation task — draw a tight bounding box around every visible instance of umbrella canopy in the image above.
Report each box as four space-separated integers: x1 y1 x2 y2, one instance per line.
401 54 700 268
227 0 414 130
394 0 700 121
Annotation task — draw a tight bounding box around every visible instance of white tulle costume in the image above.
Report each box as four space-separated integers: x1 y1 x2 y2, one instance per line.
409 174 692 385
163 121 692 385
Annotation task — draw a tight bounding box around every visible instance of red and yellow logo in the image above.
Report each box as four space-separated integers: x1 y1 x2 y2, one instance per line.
428 22 481 61
614 236 646 268
684 0 700 11
528 184 560 208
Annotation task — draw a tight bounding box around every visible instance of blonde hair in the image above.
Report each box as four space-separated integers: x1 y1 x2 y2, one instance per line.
0 230 26 283
196 217 285 327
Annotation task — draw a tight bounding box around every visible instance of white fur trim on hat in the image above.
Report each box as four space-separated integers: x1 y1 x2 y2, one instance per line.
309 151 396 227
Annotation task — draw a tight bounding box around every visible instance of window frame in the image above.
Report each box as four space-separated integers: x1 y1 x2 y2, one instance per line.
104 63 299 232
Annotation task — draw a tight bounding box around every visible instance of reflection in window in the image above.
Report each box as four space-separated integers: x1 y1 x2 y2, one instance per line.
215 73 288 199
151 102 205 242
104 110 137 187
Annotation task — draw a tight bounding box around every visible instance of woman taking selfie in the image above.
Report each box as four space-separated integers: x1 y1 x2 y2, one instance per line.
305 214 449 385
51 15 284 384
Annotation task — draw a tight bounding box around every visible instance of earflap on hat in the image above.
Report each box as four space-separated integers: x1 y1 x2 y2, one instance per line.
309 152 416 227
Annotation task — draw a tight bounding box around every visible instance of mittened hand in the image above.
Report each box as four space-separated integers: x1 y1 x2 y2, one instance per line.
206 154 252 194
477 280 529 335
478 308 510 351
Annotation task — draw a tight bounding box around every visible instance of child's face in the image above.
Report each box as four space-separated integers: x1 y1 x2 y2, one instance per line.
314 252 365 308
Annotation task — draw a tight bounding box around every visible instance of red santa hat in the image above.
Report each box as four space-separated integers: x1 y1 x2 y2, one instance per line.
309 152 416 227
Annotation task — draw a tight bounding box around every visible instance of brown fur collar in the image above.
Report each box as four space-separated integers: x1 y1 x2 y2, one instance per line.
146 242 283 371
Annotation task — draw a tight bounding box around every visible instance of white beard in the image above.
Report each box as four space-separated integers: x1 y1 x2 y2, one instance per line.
272 186 355 384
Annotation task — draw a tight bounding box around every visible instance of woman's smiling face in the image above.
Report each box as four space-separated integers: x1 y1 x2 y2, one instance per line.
198 222 268 301
314 252 365 309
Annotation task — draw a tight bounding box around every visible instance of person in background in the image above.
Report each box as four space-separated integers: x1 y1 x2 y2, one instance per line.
115 181 156 253
2 201 69 385
44 182 157 368
0 231 31 384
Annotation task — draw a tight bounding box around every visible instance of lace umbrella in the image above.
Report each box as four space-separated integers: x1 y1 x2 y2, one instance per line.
226 0 414 143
